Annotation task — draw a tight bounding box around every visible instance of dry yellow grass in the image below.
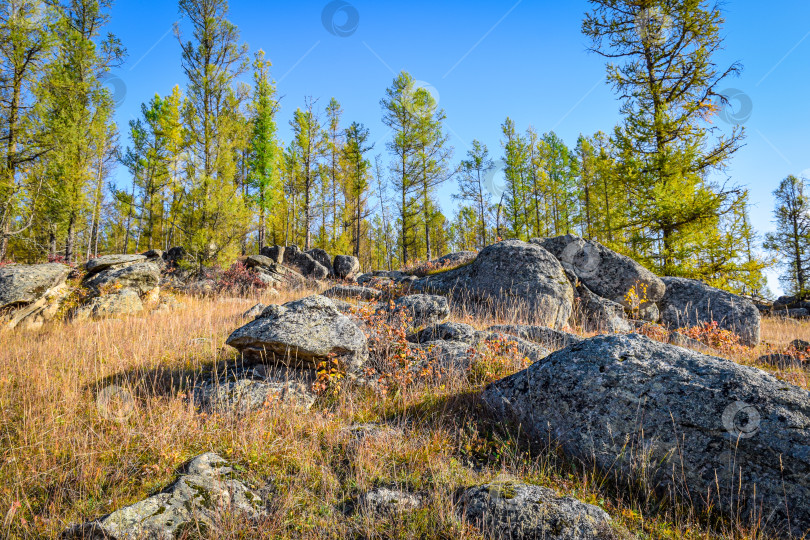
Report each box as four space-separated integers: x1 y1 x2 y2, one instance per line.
0 290 807 539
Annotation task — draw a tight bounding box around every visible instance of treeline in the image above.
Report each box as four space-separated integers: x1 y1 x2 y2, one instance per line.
0 0 778 296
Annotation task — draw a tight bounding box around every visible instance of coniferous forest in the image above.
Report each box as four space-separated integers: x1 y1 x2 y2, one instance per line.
4 0 807 299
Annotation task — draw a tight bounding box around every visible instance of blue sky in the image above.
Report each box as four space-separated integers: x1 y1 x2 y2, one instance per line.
106 1 810 294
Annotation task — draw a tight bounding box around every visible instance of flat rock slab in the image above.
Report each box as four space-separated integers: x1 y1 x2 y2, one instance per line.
323 285 382 302
0 263 69 310
194 375 316 413
226 295 368 373
85 254 146 277
63 453 265 539
459 481 613 539
658 276 761 346
483 334 810 536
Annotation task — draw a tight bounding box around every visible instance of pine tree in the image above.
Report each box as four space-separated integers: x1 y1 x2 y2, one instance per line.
765 175 810 296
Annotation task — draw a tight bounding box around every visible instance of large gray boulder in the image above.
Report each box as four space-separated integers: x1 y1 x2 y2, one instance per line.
533 235 665 309
282 245 329 279
226 295 368 374
306 248 334 276
0 263 70 310
391 294 450 327
83 262 160 296
414 240 574 329
459 481 613 539
658 276 761 346
483 334 810 536
74 289 144 320
575 282 632 334
63 453 265 539
259 245 284 264
334 255 361 280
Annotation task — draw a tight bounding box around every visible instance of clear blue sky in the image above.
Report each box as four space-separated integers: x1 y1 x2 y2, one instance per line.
106 1 810 294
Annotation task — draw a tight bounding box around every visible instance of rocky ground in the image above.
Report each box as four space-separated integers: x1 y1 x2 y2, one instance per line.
1 238 809 539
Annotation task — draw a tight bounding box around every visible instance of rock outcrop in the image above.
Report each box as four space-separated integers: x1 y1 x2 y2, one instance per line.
0 263 70 310
244 255 305 288
63 453 265 539
226 295 369 374
306 248 334 276
532 234 665 310
459 481 613 539
658 276 761 346
333 255 361 280
282 246 329 280
483 334 810 536
414 240 574 329
83 261 160 297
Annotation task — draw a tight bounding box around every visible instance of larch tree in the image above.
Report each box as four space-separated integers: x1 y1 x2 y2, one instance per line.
381 71 421 265
176 0 248 263
454 139 493 248
290 98 323 250
342 121 373 258
583 0 747 276
0 0 54 260
247 50 278 250
765 175 810 296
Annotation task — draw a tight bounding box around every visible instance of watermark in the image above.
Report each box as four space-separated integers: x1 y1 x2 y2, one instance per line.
96 385 135 423
482 159 507 198
321 1 359 37
560 238 601 278
721 401 760 439
403 80 440 115
634 7 673 45
715 88 753 126
98 73 127 108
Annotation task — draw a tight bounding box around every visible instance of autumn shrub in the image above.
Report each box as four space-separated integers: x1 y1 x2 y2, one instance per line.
214 261 267 296
675 320 746 355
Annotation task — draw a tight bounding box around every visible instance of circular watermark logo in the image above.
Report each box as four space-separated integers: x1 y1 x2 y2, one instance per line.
634 7 673 45
715 88 752 126
403 80 440 115
560 238 602 279
321 0 359 37
482 159 508 198
96 385 135 422
721 401 760 439
98 73 127 108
